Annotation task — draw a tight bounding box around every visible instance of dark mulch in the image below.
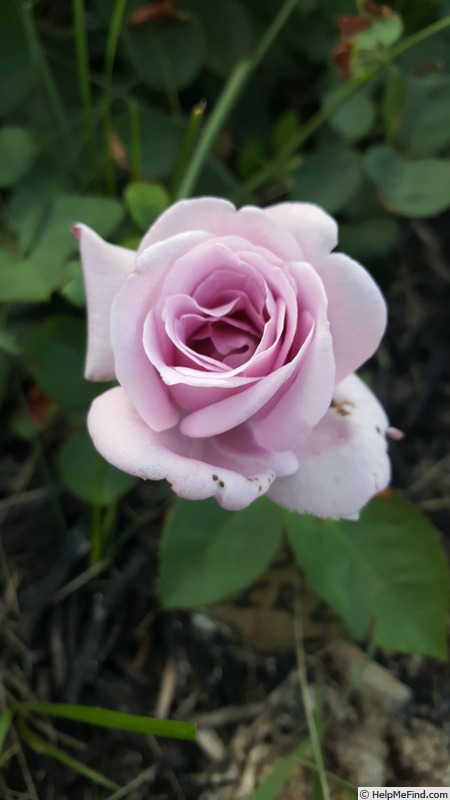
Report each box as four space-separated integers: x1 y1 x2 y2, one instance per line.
1 219 449 799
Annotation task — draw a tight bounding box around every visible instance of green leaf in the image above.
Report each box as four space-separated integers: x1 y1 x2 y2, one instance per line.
0 709 14 754
35 194 123 253
371 11 404 48
0 127 36 187
324 87 376 143
19 723 119 791
272 109 301 154
0 329 23 356
181 0 254 77
236 139 266 181
124 182 170 232
17 702 196 741
293 150 362 214
160 497 284 608
26 317 107 409
124 16 204 91
396 75 450 158
286 493 448 658
365 145 450 217
353 11 403 51
0 248 49 303
58 432 136 505
6 194 124 299
0 0 32 116
338 219 398 263
28 194 124 292
116 104 181 181
60 259 86 307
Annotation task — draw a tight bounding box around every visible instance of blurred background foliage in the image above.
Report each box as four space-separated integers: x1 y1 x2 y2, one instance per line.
1 0 450 569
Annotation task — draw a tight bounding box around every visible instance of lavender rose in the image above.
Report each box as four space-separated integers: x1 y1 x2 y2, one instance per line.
76 197 391 518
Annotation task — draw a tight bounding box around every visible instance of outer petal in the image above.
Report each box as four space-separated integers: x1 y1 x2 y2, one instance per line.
315 253 387 381
75 224 136 381
263 202 338 260
88 387 280 511
139 197 234 251
263 203 387 379
268 374 391 519
138 197 301 261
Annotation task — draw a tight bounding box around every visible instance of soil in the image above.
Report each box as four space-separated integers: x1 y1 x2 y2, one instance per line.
1 219 449 799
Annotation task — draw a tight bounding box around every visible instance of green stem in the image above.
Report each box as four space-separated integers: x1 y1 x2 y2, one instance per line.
72 0 97 184
175 0 300 199
171 100 207 198
240 14 450 198
241 70 373 196
102 0 128 193
103 0 128 95
128 100 142 182
389 14 450 60
22 5 70 146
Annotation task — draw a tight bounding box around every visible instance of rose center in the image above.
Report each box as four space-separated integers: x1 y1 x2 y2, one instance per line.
188 315 261 369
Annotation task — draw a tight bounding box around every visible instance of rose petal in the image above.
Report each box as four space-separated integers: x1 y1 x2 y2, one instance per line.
111 231 211 431
179 311 316 438
88 387 283 511
251 261 335 451
178 260 334 442
138 197 301 261
138 197 235 252
264 202 338 260
75 224 136 380
315 252 387 381
268 374 391 518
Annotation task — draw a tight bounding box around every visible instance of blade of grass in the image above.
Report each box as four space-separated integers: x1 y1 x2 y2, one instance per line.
72 0 97 183
294 575 330 800
0 709 14 753
17 702 196 741
22 4 70 148
247 743 358 800
19 722 120 791
247 628 376 799
175 0 300 199
102 0 128 193
104 765 158 800
296 755 357 796
246 739 313 800
128 99 142 182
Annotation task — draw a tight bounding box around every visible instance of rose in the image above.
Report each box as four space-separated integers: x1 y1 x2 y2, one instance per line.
76 197 392 519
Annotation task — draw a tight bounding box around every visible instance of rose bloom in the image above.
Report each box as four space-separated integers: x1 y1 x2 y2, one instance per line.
76 197 394 519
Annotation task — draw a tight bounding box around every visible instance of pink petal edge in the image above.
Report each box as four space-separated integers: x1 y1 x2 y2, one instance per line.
88 387 279 511
268 374 391 519
77 224 136 381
